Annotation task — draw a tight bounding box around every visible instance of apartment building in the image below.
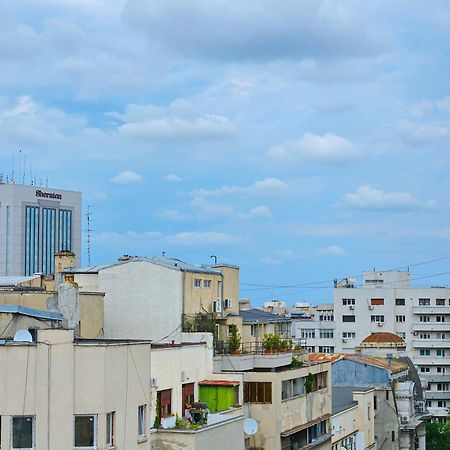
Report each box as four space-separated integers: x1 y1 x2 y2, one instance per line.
0 182 82 276
334 270 450 418
291 303 335 353
331 386 376 450
0 326 244 450
67 255 239 342
214 347 332 450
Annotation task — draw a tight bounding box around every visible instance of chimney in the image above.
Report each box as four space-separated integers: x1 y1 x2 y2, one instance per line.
54 251 76 288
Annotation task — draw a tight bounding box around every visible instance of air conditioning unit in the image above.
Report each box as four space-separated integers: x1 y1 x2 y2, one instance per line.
377 322 384 327
349 305 355 310
401 416 408 424
342 338 348 343
224 298 233 309
369 305 375 310
413 332 418 336
213 300 222 313
150 377 158 388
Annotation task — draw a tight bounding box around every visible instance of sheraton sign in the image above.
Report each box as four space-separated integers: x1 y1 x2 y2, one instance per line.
36 190 62 200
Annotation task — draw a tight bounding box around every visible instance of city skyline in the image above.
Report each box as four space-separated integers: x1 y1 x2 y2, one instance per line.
1 1 450 303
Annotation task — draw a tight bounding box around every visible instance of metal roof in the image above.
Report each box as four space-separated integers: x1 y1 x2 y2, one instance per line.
332 386 373 415
239 309 292 324
0 304 63 321
67 255 223 275
0 276 40 287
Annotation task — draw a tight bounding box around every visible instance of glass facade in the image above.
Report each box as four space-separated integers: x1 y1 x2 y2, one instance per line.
24 206 40 276
58 209 72 252
42 208 57 275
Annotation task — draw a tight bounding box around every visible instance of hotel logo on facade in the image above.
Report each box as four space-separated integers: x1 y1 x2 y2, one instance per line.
36 190 62 200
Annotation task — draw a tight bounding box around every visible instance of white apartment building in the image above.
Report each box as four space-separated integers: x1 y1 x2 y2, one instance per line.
291 303 335 353
334 270 450 418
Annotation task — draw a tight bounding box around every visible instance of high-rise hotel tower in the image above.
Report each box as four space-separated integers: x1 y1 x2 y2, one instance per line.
0 182 81 276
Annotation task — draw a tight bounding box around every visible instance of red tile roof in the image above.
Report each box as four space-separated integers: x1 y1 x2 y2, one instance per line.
361 332 406 345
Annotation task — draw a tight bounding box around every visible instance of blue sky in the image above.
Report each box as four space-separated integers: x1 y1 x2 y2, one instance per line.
1 0 450 304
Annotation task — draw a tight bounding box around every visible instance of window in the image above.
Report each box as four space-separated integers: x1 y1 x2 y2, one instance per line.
12 416 34 450
420 349 431 356
371 298 384 306
420 315 430 322
437 349 446 357
106 412 114 447
343 332 356 339
374 395 378 411
193 278 202 288
426 400 432 408
419 298 430 306
385 391 389 400
437 383 449 391
301 330 316 339
319 329 334 339
396 298 405 306
436 316 446 322
392 431 395 442
342 298 355 305
138 405 146 437
24 206 40 276
342 315 355 323
318 346 334 353
203 279 211 288
436 299 446 306
420 333 431 339
371 315 384 322
250 324 258 338
437 333 446 340
282 377 305 400
438 401 447 408
420 367 430 373
437 367 446 374
396 315 406 322
74 415 96 449
157 390 172 417
397 332 406 339
244 382 272 403
58 209 73 251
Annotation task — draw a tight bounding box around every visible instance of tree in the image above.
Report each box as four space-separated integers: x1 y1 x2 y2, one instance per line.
426 420 450 450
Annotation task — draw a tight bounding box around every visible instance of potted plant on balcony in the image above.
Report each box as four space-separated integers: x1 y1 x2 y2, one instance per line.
304 372 314 394
263 333 281 353
228 325 241 354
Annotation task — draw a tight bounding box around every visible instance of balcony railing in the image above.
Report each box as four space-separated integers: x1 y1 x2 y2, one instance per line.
214 339 306 356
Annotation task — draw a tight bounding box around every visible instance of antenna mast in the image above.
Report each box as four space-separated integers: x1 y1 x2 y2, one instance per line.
86 206 93 266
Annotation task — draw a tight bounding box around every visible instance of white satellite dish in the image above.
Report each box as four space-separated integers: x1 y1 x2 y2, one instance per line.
13 330 33 343
244 418 258 436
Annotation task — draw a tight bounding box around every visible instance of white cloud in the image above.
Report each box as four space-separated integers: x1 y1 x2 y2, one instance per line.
399 120 448 146
112 99 235 141
192 177 287 197
268 133 361 165
111 170 143 184
163 174 182 182
340 185 438 211
317 245 346 256
240 205 272 220
167 231 238 245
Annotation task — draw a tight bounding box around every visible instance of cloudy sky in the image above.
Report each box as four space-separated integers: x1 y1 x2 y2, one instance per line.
1 0 450 304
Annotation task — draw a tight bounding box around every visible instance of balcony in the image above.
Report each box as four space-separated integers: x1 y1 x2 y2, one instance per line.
425 376 450 383
412 306 450 314
424 392 450 400
412 339 450 348
412 322 449 331
152 411 244 450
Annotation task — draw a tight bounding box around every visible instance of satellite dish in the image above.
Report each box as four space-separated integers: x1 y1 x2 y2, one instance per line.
13 330 33 343
244 418 258 435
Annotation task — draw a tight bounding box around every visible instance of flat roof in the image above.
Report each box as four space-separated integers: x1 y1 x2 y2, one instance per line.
0 276 40 287
332 386 373 415
239 309 292 324
0 304 63 321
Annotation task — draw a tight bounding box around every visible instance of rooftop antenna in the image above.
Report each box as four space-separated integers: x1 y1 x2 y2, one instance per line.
162 251 165 257
46 177 48 187
11 153 15 183
210 255 218 264
86 206 93 266
22 153 26 185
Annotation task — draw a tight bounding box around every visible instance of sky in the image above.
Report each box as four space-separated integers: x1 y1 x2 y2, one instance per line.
1 0 450 305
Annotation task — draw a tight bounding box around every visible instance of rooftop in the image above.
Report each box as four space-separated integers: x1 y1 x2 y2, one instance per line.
238 308 292 324
309 353 409 374
0 304 63 321
0 276 41 287
66 255 228 275
361 332 406 345
332 386 373 415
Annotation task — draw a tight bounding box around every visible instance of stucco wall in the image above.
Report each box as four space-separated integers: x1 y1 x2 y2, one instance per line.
332 358 391 387
97 261 183 341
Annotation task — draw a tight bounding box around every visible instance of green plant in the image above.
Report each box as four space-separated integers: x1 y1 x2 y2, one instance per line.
262 333 283 352
175 414 185 428
153 398 161 428
228 324 241 352
291 357 304 368
304 372 314 394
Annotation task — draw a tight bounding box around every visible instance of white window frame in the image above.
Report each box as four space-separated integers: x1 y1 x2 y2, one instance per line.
74 414 97 450
193 278 202 288
138 405 146 438
106 412 114 448
11 416 35 450
203 279 211 288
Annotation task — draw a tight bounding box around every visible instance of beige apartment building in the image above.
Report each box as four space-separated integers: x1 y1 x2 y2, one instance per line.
67 255 240 343
0 326 244 450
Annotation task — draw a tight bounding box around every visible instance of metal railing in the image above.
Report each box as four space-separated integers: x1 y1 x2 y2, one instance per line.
214 338 306 356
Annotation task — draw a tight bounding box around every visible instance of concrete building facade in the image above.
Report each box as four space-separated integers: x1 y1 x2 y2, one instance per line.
334 270 450 418
0 183 82 276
